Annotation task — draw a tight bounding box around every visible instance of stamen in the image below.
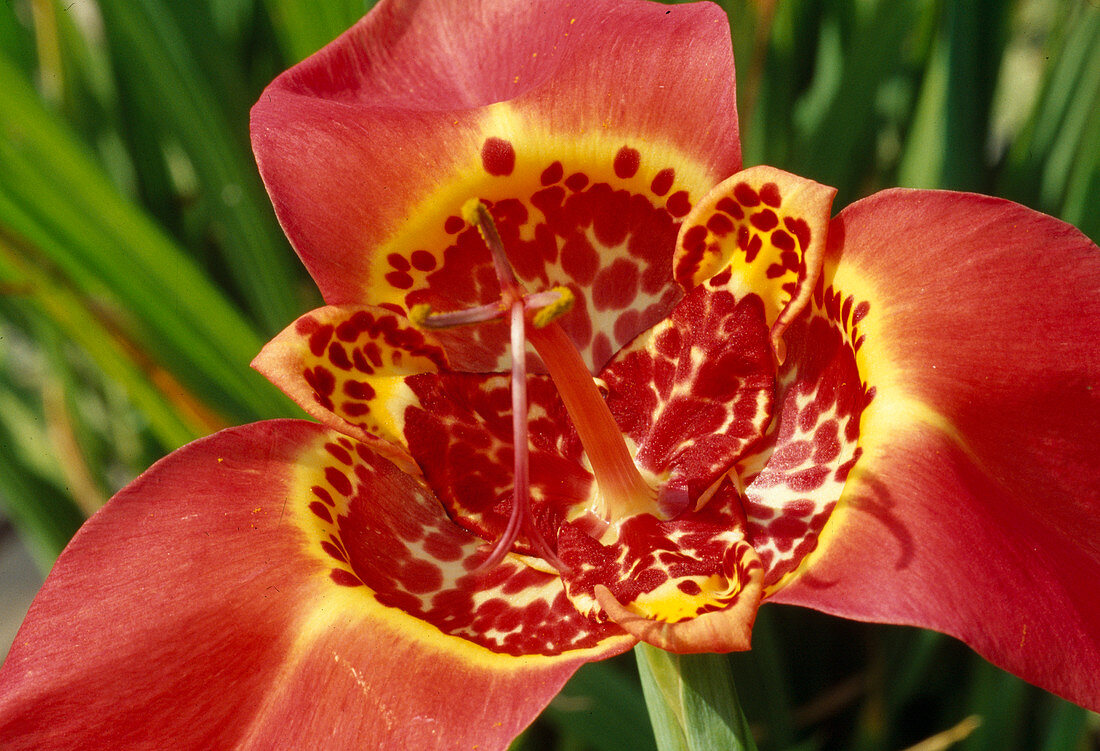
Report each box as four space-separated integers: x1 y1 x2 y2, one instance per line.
411 301 505 329
530 286 574 328
463 199 522 298
410 288 572 331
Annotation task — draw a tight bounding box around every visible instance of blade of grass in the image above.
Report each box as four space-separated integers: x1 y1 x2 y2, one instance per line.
0 52 291 422
1037 12 1100 214
262 0 376 62
94 0 305 334
789 0 924 203
957 657 1028 751
0 228 214 448
999 3 1100 209
0 1 34 75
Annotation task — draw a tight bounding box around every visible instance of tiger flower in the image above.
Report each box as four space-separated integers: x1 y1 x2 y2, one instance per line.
1 0 1098 748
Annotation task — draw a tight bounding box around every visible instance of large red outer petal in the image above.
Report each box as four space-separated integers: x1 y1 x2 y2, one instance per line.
773 190 1100 711
0 421 615 750
251 0 740 306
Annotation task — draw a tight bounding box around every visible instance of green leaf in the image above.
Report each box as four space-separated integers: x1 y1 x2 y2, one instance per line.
635 645 758 751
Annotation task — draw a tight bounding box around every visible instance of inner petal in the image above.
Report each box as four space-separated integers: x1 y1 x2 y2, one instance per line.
601 285 776 510
738 276 875 590
401 370 593 556
555 478 764 653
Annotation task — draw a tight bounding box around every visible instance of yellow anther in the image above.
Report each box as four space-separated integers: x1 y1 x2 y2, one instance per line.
460 198 485 227
532 287 575 328
408 303 433 326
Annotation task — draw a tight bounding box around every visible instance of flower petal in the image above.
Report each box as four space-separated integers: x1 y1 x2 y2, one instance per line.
771 190 1100 711
251 0 741 371
675 166 836 358
602 285 776 510
253 304 447 470
593 538 763 654
740 308 869 589
557 481 764 653
0 421 632 749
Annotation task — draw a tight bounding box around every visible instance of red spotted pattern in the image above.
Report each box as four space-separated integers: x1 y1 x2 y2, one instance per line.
402 372 592 550
736 279 874 586
672 168 835 354
395 284 782 625
259 306 449 447
556 481 762 622
601 287 775 510
303 433 622 656
394 139 693 373
676 178 810 296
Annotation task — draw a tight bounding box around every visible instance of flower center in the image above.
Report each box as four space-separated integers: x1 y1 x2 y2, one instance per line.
417 200 659 569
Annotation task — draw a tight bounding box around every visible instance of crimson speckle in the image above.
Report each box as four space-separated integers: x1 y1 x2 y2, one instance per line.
308 324 334 357
771 229 795 251
613 308 641 343
784 216 812 250
311 486 334 507
387 253 410 271
304 366 335 397
709 268 732 287
650 168 675 196
750 209 779 231
560 233 600 286
481 137 515 176
325 442 353 465
324 466 352 496
706 213 734 236
402 559 444 594
385 271 414 289
444 216 464 234
593 258 640 311
564 172 589 191
677 580 702 595
330 569 364 587
665 191 691 217
541 161 563 185
592 333 613 372
410 250 437 271
343 380 376 400
343 402 370 417
320 541 347 563
328 342 352 370
745 234 763 263
852 300 871 324
310 501 334 523
759 182 782 207
716 197 744 220
733 182 760 206
613 146 641 179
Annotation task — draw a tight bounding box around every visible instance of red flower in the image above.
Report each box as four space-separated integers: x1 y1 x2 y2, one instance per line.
2 0 1098 749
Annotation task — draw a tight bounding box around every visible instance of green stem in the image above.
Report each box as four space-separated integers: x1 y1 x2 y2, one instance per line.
635 644 759 751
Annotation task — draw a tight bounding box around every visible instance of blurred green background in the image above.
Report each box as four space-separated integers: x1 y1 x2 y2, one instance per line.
0 0 1097 748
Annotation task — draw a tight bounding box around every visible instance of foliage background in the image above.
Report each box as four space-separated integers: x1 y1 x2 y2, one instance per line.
0 0 1097 748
